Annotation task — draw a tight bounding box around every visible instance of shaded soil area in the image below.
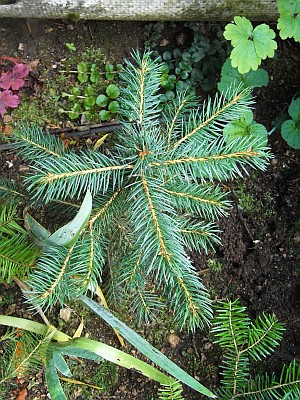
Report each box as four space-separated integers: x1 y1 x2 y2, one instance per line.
0 18 300 399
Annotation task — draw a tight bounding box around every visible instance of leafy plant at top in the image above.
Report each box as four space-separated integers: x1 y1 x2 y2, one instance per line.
281 97 300 149
224 16 277 74
277 0 300 42
218 58 269 99
3 51 272 332
212 299 300 399
223 110 268 146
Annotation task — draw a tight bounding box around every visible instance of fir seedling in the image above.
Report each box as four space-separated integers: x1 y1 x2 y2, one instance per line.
3 51 272 332
281 97 300 149
277 0 300 42
224 17 277 74
212 300 300 399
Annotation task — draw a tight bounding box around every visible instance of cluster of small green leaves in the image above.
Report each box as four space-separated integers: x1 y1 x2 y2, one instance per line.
212 300 300 399
145 22 231 101
59 61 122 121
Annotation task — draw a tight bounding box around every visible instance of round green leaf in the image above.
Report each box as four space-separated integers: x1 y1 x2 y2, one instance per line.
173 48 182 58
281 120 300 149
84 96 96 108
96 94 109 107
99 110 111 120
106 84 120 99
288 97 300 121
191 50 205 63
108 100 120 114
163 51 172 61
78 73 88 83
77 62 88 73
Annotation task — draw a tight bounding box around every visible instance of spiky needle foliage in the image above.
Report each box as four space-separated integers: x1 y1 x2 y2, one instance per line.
6 51 272 331
212 300 300 399
0 204 37 283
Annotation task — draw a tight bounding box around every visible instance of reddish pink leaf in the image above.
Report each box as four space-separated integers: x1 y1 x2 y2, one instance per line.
0 90 20 117
0 63 29 90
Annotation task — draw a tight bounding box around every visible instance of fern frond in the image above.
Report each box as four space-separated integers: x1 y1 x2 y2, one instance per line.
25 151 132 202
119 51 162 126
158 380 184 400
165 182 230 219
0 177 27 204
179 219 221 253
12 123 65 160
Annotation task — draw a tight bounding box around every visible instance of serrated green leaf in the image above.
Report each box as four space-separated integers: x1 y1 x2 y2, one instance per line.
218 58 269 98
223 110 268 145
231 41 261 73
78 73 88 84
224 17 277 73
224 16 253 47
46 190 92 248
277 0 300 42
252 24 277 59
84 96 96 108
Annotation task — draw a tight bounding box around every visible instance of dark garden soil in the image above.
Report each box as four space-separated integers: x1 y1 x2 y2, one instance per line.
0 19 300 400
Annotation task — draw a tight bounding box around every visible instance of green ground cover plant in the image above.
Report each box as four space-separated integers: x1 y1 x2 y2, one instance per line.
145 22 230 99
59 61 122 121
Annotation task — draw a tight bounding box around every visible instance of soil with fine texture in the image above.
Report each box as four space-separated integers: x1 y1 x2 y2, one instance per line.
0 19 300 400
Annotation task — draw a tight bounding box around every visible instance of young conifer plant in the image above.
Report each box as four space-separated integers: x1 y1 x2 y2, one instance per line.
2 51 272 331
212 300 300 399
